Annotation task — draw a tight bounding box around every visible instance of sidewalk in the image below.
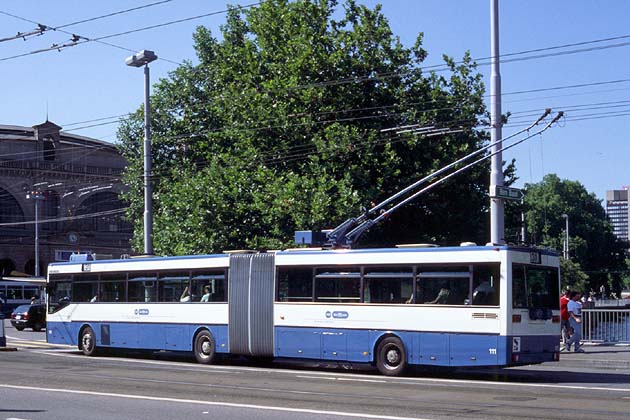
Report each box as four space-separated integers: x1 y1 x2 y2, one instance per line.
555 343 630 369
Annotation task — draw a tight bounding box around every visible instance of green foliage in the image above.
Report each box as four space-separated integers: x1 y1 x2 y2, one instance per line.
118 0 490 254
523 174 627 293
559 258 589 292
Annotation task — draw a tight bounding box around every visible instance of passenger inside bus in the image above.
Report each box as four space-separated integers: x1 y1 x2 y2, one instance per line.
425 287 450 304
200 285 212 302
472 281 497 305
180 286 191 302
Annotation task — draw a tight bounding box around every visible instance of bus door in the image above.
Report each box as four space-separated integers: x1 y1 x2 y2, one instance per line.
228 253 275 357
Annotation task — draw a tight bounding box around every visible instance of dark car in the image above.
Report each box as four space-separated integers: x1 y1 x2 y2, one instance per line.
10 304 46 332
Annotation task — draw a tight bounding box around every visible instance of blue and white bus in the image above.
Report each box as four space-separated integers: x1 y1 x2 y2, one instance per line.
0 278 45 316
46 244 560 375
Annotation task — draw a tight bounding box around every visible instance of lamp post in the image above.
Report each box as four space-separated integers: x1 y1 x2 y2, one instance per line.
562 213 569 259
126 50 158 255
26 191 45 277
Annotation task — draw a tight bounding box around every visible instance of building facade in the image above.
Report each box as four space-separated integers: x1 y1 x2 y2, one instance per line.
0 121 131 277
606 188 630 246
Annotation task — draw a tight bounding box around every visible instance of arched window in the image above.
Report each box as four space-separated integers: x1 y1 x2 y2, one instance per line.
76 192 130 233
0 187 24 226
0 258 15 276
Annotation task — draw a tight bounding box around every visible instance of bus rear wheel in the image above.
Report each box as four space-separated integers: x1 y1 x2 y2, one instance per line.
194 330 216 364
376 336 407 376
80 326 97 356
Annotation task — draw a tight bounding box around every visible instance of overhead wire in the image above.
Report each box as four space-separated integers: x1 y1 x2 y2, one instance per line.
0 2 262 65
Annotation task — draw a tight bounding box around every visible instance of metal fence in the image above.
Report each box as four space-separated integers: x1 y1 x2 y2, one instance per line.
582 308 630 344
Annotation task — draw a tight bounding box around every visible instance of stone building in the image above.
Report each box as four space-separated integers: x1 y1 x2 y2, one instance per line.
0 121 131 276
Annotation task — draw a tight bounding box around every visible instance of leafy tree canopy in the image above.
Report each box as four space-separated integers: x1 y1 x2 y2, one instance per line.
118 0 493 255
524 174 628 293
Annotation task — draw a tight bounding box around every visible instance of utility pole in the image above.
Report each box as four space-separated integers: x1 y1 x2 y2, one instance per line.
26 191 45 277
489 0 505 245
562 213 569 259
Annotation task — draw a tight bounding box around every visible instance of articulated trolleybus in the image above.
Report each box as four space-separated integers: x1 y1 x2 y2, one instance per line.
46 245 560 375
46 118 564 375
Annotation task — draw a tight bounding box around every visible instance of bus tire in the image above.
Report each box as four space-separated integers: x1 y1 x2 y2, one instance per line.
376 336 407 376
194 330 216 364
80 326 98 356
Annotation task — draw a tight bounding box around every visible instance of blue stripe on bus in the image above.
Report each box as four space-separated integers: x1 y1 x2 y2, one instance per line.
274 326 558 367
47 321 229 353
47 321 558 367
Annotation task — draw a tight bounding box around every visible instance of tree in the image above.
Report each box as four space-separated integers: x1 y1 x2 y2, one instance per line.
523 174 627 293
118 0 491 255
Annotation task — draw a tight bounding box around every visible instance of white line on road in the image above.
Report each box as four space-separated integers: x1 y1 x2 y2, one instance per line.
0 384 431 420
297 375 387 383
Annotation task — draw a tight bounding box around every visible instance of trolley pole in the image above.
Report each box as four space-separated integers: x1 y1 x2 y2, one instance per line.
489 0 505 245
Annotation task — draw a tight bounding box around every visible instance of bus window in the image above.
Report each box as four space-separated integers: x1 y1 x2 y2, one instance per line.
24 286 39 300
73 273 98 302
48 276 72 312
7 285 22 300
512 264 560 310
191 271 227 302
512 265 527 308
363 267 413 304
472 264 500 306
417 267 470 305
277 268 313 302
100 274 127 302
128 272 157 302
158 271 190 302
314 269 360 303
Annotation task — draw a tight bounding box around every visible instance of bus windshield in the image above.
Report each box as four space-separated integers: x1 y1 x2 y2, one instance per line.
512 264 559 311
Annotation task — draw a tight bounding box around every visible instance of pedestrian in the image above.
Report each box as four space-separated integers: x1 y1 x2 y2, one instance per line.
566 291 584 353
560 289 571 350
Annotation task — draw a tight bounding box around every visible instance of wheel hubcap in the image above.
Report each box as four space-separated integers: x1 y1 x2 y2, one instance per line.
201 339 212 355
83 334 92 349
386 348 400 366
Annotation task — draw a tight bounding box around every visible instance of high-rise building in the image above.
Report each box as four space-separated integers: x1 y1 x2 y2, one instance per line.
606 188 630 246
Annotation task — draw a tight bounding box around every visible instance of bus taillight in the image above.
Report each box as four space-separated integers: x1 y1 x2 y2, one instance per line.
512 314 521 323
552 315 560 323
512 354 520 362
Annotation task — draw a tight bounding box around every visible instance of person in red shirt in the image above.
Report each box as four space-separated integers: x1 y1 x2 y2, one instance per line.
560 289 571 350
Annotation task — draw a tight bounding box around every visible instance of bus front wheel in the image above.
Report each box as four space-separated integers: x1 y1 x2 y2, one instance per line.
80 326 97 356
194 330 216 364
376 336 407 376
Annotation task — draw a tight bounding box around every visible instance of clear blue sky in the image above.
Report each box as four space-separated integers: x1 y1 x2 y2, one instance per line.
1 0 629 201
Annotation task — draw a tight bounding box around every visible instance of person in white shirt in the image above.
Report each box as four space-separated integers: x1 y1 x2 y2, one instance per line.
566 291 584 352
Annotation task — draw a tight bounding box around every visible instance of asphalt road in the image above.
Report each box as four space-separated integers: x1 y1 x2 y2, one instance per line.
2 321 630 420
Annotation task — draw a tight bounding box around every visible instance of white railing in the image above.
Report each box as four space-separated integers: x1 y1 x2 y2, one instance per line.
582 308 630 343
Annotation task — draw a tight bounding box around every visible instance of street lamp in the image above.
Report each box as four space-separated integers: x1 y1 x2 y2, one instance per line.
562 213 569 259
26 191 45 277
126 50 157 255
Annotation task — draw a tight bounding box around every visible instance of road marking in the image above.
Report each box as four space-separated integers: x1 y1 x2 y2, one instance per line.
6 338 72 349
297 375 387 383
0 384 431 420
